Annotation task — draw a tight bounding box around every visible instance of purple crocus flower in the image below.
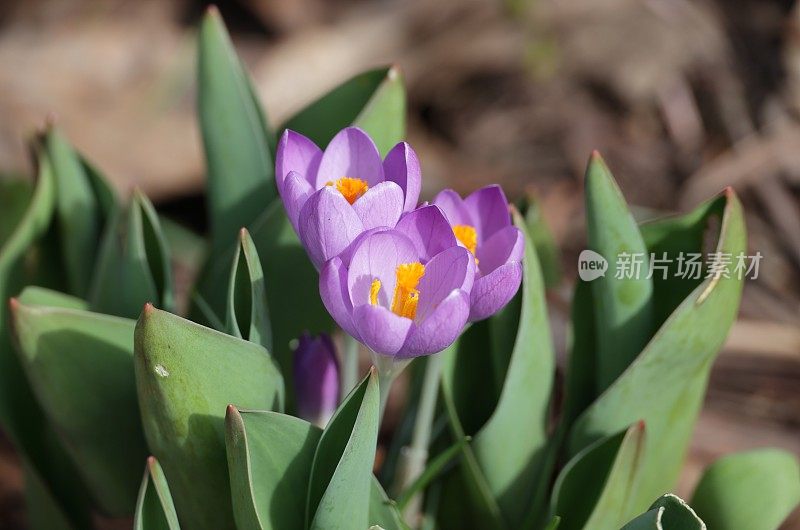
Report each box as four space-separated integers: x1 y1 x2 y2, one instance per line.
275 126 422 269
319 206 475 358
293 332 340 427
433 185 524 321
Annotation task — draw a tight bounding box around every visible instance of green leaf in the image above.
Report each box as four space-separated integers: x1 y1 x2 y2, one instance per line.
134 306 284 530
370 476 408 530
43 126 117 297
396 437 470 511
226 229 271 350
10 294 146 515
523 194 561 288
568 189 746 512
306 369 380 529
551 423 646 530
0 178 34 248
134 457 181 530
225 407 321 530
89 190 173 318
439 210 554 528
621 494 706 530
198 7 275 254
690 449 800 530
584 152 654 392
280 66 406 156
194 200 333 404
22 460 77 530
159 216 207 282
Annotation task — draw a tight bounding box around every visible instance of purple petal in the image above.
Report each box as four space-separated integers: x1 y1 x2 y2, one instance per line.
282 171 314 234
398 290 470 358
346 230 418 308
275 130 322 194
293 333 340 426
464 185 511 241
476 226 525 275
416 246 475 322
319 257 359 339
316 127 384 188
383 142 421 212
351 181 404 230
469 261 523 322
395 205 458 262
432 189 473 227
298 187 364 270
353 304 412 356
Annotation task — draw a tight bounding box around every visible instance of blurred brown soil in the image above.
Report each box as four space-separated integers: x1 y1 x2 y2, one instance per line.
0 0 799 527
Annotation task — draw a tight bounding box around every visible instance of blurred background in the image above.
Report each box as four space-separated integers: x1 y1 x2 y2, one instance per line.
1 0 799 527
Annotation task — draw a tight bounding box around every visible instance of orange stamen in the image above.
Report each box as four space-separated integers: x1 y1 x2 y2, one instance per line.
326 177 369 204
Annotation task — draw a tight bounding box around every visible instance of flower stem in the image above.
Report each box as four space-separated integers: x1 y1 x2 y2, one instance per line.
394 353 443 520
341 333 360 394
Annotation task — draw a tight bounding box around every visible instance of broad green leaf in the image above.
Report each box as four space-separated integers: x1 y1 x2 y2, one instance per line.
585 152 654 392
225 407 321 530
194 199 333 404
280 66 406 156
134 457 181 530
370 476 408 530
198 7 275 253
134 306 284 530
440 211 554 528
523 194 561 288
568 189 746 512
89 191 173 318
10 295 146 515
690 449 800 530
226 229 271 350
0 159 91 528
43 126 117 297
551 423 645 530
621 494 706 530
306 369 380 530
16 286 86 310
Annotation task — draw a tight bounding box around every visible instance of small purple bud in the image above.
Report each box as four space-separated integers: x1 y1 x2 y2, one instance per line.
293 332 340 427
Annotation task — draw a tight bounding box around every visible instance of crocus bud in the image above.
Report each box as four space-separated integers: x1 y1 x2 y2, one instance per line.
293 332 340 427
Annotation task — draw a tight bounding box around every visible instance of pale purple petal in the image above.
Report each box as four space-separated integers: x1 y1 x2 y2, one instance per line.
476 226 525 275
319 257 359 339
398 290 470 358
347 230 417 308
353 304 413 356
383 142 421 212
351 181 404 230
316 127 384 188
395 205 457 262
415 246 475 322
432 189 472 227
275 130 322 194
282 171 314 233
298 187 364 270
469 261 523 322
293 333 340 427
464 185 511 242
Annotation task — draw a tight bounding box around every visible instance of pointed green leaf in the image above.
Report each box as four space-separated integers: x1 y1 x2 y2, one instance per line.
690 449 800 530
226 229 271 350
523 194 561 288
568 189 746 511
16 286 86 310
134 306 284 530
134 457 181 530
10 294 146 515
194 199 333 403
440 210 554 528
621 494 706 530
225 407 321 530
89 191 173 318
43 126 117 297
280 66 406 156
551 423 646 530
198 7 275 253
585 152 654 392
306 369 380 529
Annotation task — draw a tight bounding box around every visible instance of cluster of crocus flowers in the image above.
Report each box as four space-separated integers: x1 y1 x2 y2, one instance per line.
276 126 523 358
